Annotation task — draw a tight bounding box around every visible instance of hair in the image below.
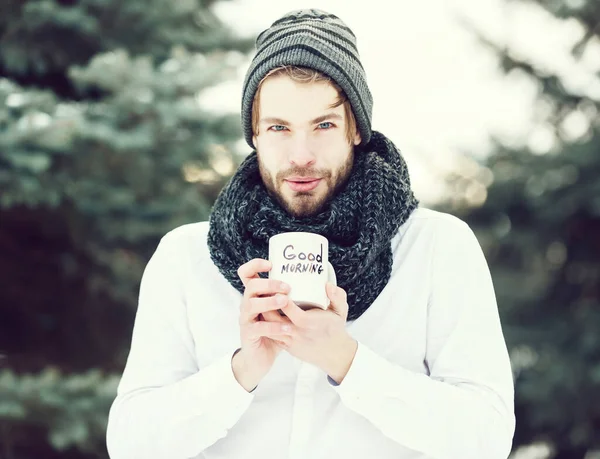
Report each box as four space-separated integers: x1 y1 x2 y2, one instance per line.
251 66 359 145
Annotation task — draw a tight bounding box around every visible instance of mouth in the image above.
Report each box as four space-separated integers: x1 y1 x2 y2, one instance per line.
284 177 322 192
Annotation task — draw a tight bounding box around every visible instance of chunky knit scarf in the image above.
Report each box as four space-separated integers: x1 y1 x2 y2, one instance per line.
207 131 419 321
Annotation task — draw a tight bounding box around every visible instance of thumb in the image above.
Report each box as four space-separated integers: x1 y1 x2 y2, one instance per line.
261 310 286 323
326 282 347 316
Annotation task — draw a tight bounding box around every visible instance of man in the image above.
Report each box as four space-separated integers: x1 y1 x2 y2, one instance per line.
106 9 515 459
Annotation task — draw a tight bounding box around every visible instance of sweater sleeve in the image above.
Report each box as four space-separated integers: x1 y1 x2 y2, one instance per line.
106 231 254 459
330 218 515 459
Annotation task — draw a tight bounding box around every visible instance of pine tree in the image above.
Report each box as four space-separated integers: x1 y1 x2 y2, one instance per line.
439 1 600 457
0 1 251 457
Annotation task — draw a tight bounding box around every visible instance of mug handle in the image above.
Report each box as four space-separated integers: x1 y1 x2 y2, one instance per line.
326 262 337 307
327 261 337 286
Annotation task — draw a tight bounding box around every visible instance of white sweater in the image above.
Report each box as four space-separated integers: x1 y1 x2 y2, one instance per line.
106 207 515 459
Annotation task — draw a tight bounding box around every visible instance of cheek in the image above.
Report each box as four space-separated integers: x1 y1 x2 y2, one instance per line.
312 134 350 160
260 156 278 177
328 148 352 173
257 144 284 177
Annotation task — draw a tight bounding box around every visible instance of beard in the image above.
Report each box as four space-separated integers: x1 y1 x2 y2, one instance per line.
258 150 355 218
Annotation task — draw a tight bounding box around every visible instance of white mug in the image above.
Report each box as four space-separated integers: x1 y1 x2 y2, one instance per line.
268 232 336 310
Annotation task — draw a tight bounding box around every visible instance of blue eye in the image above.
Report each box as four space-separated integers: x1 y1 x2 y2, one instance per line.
270 125 287 132
318 122 334 129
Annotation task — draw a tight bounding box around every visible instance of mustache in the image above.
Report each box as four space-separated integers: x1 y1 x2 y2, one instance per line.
276 167 332 181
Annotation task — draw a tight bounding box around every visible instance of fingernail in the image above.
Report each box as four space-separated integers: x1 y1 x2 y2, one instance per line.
280 282 290 292
282 325 291 333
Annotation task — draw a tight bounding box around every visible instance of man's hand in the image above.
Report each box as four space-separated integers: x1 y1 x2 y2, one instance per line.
274 282 358 384
233 258 295 392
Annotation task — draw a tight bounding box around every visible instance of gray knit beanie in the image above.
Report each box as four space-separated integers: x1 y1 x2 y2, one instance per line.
241 8 373 149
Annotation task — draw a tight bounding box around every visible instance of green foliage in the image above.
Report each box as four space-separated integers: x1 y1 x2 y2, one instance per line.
0 46 242 313
442 1 600 457
0 1 250 457
1 46 241 235
446 131 600 456
0 0 251 79
0 368 119 453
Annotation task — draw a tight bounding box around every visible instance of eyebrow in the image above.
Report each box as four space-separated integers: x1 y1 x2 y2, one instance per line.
260 112 343 125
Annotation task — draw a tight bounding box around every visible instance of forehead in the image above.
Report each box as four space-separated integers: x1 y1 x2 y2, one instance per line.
257 74 343 122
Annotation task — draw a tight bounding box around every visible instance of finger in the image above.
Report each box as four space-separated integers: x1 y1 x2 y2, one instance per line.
326 282 348 316
261 311 294 345
245 321 294 341
261 309 289 323
245 278 290 299
237 259 272 287
280 298 309 327
241 294 289 322
274 337 291 348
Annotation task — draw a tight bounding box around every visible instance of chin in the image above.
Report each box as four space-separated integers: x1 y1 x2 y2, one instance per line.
282 194 328 218
266 181 331 217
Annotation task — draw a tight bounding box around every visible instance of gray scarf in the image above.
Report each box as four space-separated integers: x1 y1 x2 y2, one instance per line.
207 131 418 321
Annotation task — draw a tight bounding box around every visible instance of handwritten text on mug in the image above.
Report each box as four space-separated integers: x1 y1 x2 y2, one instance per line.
280 244 324 274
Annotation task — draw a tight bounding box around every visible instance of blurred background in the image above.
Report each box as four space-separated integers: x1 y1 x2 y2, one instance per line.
0 0 598 457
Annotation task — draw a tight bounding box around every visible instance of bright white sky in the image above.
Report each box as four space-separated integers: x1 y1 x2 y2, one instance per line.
204 0 600 204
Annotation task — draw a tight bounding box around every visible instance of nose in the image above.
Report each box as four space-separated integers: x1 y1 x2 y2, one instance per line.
288 134 316 168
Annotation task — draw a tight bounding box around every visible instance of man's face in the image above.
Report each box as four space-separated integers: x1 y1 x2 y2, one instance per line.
252 74 361 218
